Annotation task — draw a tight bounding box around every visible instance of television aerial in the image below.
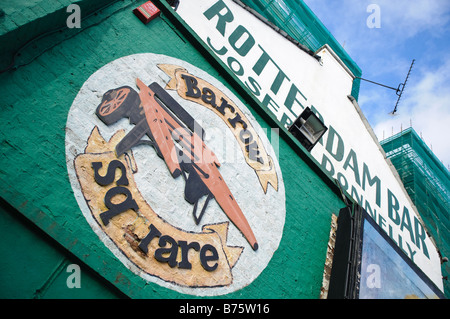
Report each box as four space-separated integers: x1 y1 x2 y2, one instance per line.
355 59 415 115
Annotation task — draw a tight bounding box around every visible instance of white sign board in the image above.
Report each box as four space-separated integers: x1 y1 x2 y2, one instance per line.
176 0 443 291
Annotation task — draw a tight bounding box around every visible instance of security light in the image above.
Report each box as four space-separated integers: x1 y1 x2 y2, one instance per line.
288 107 327 152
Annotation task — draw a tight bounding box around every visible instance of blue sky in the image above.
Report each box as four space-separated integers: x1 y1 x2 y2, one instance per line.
303 0 450 169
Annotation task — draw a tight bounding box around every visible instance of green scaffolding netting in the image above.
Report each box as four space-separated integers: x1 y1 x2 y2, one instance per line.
239 0 362 100
381 127 450 296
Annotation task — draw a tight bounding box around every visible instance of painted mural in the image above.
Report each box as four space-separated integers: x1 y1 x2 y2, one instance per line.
65 53 285 296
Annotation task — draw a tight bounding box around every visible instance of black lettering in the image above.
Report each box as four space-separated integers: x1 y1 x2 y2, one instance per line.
200 244 219 271
182 74 201 98
201 87 217 107
100 186 138 226
92 160 128 186
154 235 179 268
246 140 264 164
228 112 248 129
216 97 235 115
139 224 162 254
178 241 201 269
138 226 222 271
239 128 253 144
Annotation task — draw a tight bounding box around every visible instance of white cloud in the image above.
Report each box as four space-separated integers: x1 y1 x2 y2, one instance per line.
305 0 450 37
373 58 450 168
304 0 450 59
377 0 450 37
304 0 450 168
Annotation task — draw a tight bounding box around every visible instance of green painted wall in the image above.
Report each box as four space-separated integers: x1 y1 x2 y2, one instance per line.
0 0 115 71
0 0 345 298
0 199 125 299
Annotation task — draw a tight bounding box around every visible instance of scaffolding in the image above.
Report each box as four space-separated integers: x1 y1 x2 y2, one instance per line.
380 127 450 295
239 0 362 99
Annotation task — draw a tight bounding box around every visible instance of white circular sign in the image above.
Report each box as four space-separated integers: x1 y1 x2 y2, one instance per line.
66 53 285 296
